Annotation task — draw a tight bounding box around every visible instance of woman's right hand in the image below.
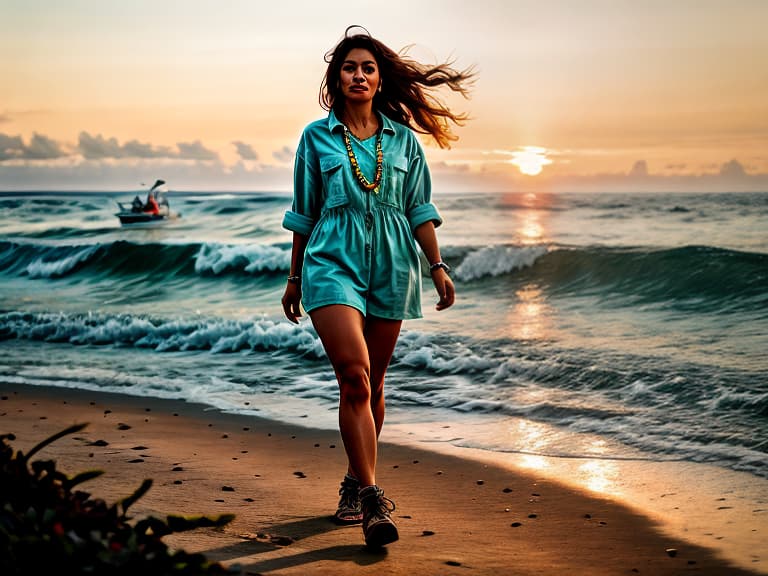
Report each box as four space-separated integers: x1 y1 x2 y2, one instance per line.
281 282 303 323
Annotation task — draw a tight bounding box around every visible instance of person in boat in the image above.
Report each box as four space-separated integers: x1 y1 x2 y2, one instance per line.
142 191 160 215
281 26 473 548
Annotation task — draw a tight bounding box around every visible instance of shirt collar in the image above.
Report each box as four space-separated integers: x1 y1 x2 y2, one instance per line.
328 109 396 136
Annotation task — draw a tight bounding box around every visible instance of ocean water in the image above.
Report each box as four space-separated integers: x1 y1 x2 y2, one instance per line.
1 189 767 484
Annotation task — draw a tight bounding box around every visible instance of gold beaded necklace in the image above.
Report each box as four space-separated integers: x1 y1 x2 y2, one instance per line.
342 125 383 194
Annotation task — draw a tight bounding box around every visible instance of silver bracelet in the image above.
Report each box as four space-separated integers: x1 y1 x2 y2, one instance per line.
429 261 451 274
287 275 301 284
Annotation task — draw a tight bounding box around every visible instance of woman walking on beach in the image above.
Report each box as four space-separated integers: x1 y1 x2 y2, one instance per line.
281 26 473 547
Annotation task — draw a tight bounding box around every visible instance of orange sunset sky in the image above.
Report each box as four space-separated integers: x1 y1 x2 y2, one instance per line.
1 0 767 192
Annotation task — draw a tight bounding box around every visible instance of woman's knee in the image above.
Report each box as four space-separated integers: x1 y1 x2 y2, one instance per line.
337 362 371 405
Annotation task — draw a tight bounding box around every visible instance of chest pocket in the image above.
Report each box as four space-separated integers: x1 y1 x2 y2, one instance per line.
320 155 349 210
377 156 408 208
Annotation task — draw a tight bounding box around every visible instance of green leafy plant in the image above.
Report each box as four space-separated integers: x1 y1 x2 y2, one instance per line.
0 423 235 575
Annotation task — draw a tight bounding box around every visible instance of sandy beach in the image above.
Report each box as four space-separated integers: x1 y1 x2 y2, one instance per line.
1 382 763 576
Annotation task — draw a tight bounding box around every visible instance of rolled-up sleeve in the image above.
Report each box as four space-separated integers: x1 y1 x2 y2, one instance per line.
404 141 442 230
282 134 319 237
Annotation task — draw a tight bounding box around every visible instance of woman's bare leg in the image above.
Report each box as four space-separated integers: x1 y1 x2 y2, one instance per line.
365 315 402 438
310 305 377 487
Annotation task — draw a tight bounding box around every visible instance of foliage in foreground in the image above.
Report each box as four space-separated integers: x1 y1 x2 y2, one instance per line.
0 423 235 575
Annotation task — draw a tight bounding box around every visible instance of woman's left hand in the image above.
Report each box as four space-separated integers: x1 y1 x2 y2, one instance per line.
431 269 455 311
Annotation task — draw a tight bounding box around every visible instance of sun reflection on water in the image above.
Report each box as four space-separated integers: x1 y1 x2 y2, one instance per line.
510 285 550 341
506 420 622 496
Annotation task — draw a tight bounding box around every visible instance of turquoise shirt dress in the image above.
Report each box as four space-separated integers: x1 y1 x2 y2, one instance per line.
282 110 442 320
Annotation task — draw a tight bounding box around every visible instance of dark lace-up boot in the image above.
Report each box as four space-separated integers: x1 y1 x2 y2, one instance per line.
333 473 363 524
359 484 398 547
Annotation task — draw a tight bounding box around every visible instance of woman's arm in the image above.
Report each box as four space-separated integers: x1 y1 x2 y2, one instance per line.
281 232 309 323
414 221 455 311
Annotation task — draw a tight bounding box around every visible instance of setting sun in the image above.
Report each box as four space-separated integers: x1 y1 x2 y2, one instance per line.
510 146 553 176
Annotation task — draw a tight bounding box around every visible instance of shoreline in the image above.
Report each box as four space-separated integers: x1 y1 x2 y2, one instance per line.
1 382 764 575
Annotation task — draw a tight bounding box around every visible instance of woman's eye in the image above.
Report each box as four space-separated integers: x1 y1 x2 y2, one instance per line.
364 66 375 74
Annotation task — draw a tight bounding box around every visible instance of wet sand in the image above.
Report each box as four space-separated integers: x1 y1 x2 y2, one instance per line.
1 383 763 575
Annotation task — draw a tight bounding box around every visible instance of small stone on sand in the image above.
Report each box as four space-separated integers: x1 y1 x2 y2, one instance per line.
665 548 678 558
222 485 235 492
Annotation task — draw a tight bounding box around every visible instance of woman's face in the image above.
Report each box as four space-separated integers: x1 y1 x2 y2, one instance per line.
339 48 380 105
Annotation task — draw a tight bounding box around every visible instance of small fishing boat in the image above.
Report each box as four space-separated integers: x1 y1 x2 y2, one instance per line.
115 180 181 225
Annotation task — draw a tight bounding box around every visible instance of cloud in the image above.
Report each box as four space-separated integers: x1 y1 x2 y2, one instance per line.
0 157 293 192
272 145 294 163
232 141 258 161
176 140 219 161
78 132 202 160
719 159 746 178
123 139 175 158
0 133 24 160
0 132 67 160
78 132 125 159
628 160 648 177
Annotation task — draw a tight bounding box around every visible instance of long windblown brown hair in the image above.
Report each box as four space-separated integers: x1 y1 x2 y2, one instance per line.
320 26 475 149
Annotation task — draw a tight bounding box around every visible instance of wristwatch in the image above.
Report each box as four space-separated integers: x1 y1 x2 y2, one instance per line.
429 261 451 274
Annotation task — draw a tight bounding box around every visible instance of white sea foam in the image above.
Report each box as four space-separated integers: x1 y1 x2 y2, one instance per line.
194 243 290 274
2 311 323 357
454 244 548 281
25 245 100 278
